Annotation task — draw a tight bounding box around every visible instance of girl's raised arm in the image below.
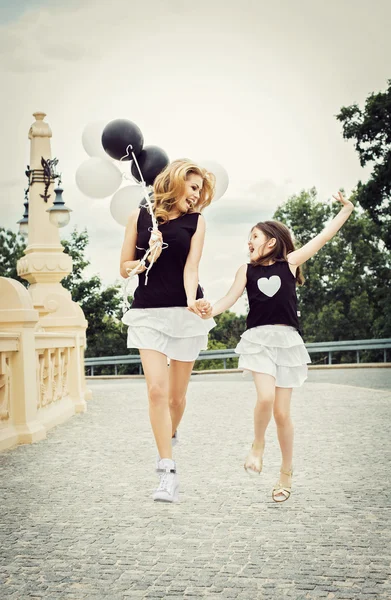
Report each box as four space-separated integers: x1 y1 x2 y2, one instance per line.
210 264 247 318
288 192 354 267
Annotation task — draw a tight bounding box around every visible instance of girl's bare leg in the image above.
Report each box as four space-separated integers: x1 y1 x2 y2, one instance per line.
273 386 294 495
251 372 276 456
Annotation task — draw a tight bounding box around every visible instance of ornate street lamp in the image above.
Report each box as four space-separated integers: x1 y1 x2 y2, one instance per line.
17 157 72 235
46 180 72 228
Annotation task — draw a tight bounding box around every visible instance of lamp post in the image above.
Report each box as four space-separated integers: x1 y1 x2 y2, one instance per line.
16 112 90 410
17 189 29 238
17 160 72 239
17 112 75 314
16 112 87 327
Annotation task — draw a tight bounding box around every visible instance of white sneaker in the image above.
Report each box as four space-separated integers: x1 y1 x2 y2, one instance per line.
155 431 179 472
153 459 179 503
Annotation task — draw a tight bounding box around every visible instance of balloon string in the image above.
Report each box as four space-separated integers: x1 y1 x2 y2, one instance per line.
128 145 161 280
119 146 132 162
144 242 160 284
119 144 165 314
122 239 168 313
129 147 159 231
119 144 159 230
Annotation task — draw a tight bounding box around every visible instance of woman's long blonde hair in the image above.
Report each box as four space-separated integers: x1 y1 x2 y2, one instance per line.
152 159 215 223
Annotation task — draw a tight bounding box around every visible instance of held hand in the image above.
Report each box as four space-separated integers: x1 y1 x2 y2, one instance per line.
200 299 213 319
187 298 212 318
332 191 354 211
200 305 213 319
197 298 212 317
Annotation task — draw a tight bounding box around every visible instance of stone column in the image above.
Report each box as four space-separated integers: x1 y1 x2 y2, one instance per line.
17 113 90 411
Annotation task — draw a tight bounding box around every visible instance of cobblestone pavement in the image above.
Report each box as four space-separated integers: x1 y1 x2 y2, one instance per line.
1 375 391 599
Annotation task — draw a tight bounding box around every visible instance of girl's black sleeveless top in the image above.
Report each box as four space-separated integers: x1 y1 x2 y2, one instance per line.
246 261 300 331
131 207 203 309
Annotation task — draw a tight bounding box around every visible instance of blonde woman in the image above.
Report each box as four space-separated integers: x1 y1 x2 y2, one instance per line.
120 159 215 503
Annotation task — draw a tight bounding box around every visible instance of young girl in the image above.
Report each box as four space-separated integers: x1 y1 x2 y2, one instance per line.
120 159 215 503
203 192 354 502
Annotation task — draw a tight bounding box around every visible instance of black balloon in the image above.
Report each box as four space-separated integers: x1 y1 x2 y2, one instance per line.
131 145 169 186
101 119 144 161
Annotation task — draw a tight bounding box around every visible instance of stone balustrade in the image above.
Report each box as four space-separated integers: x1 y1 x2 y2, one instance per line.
0 277 88 451
0 333 19 429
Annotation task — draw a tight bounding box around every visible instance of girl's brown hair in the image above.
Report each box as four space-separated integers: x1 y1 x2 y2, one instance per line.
152 159 215 223
250 220 304 285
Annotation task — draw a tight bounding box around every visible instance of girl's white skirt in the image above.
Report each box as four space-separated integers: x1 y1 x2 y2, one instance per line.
235 324 311 388
122 307 216 362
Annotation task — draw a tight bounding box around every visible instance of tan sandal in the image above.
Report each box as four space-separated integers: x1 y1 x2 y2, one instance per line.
272 468 293 502
244 444 264 476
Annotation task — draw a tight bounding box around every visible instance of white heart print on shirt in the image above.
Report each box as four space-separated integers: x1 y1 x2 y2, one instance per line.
257 275 281 297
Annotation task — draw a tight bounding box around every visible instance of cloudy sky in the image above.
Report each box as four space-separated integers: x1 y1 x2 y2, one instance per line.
1 0 390 314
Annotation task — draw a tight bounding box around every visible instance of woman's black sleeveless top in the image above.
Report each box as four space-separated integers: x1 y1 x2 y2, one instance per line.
246 261 300 331
131 207 203 309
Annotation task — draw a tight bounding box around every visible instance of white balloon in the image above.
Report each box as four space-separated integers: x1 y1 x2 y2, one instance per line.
197 159 229 201
82 121 108 158
75 157 122 198
110 185 145 226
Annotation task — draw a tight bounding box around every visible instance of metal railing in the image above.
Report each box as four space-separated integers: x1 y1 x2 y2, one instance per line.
84 338 391 376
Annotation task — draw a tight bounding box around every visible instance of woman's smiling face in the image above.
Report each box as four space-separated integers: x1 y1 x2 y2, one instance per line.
177 173 203 213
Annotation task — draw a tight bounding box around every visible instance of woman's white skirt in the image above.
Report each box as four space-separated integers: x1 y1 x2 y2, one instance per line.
122 307 216 362
235 325 311 388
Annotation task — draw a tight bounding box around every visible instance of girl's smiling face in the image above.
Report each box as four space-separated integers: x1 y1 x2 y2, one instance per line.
248 227 275 260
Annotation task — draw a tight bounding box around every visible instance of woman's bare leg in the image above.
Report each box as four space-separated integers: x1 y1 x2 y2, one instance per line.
139 349 172 459
168 359 194 437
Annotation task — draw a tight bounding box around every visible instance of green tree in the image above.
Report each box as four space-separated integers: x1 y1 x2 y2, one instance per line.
190 310 246 370
337 80 391 249
193 339 228 371
60 229 128 359
0 226 131 364
208 311 246 349
0 228 27 286
61 228 90 295
274 189 391 344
